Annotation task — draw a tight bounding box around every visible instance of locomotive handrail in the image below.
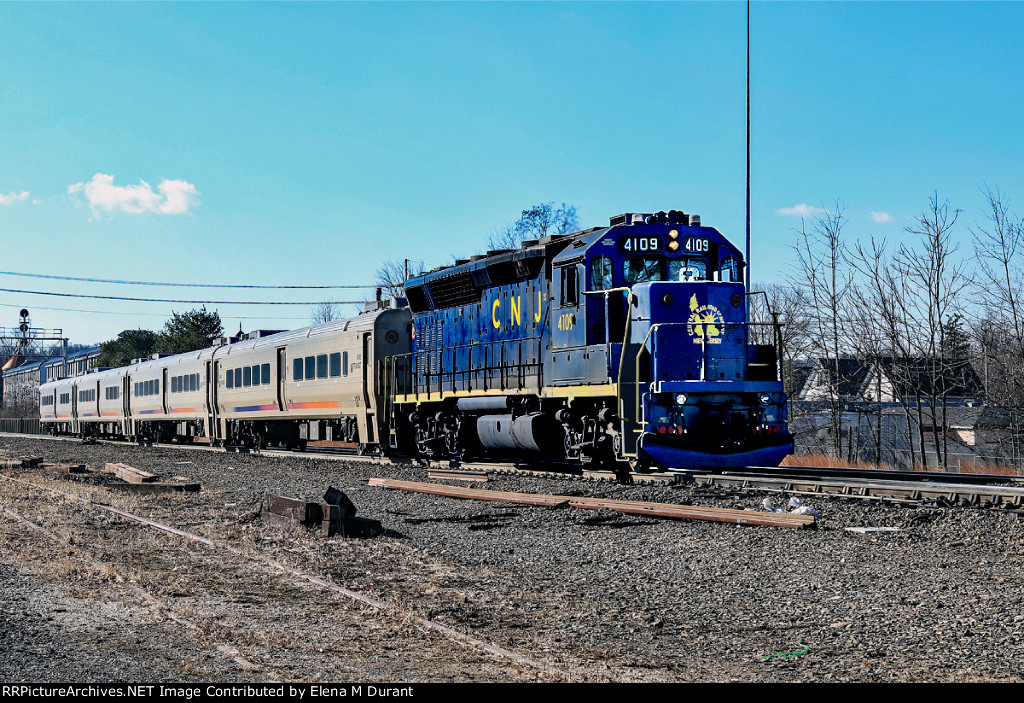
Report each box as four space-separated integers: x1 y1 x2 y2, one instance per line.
635 323 660 428
388 335 546 399
632 320 783 429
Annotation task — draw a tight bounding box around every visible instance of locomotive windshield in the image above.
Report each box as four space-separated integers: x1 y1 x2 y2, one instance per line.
668 259 707 281
619 257 710 284
623 258 662 284
586 245 742 290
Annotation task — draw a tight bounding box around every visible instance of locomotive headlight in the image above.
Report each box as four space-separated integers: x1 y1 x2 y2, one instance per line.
674 393 687 406
758 393 772 405
668 229 679 240
668 240 680 252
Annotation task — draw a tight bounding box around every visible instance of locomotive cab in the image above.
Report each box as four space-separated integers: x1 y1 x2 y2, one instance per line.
553 211 793 469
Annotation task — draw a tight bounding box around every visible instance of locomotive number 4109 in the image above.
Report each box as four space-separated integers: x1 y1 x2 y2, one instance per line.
618 236 661 253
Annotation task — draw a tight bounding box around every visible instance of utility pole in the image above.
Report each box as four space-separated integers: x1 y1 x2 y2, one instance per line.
745 0 751 322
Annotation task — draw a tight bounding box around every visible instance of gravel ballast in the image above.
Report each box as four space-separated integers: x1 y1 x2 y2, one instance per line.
1 435 1021 683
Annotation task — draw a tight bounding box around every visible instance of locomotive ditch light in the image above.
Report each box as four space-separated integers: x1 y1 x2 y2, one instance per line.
674 393 687 405
758 393 772 405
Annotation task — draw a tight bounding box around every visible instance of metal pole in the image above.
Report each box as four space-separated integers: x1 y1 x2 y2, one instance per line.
745 0 751 322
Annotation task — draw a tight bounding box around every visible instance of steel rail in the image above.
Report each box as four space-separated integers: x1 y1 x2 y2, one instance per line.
695 472 1024 507
0 471 572 679
5 432 1023 504
0 488 283 679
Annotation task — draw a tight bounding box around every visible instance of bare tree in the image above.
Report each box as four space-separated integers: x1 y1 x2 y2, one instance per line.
793 203 854 457
848 236 909 467
749 282 811 408
970 187 1024 462
894 193 970 469
311 301 344 325
487 202 579 250
372 258 426 300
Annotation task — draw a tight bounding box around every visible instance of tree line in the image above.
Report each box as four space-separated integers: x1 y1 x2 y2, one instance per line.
96 308 224 368
754 188 1024 470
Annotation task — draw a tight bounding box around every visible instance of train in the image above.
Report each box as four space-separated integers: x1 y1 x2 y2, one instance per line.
40 210 793 471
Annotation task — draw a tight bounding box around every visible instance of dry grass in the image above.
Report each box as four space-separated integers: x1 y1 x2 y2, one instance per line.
785 452 1023 476
782 453 898 471
956 458 1022 476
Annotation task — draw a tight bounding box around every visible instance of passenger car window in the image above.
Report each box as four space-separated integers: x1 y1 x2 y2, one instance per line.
261 364 270 385
305 356 315 380
329 353 341 378
316 354 328 379
293 358 303 381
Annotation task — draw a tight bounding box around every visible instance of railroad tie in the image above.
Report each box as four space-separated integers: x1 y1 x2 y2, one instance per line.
367 478 816 529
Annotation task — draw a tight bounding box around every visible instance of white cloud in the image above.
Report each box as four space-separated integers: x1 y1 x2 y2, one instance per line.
68 174 200 218
0 191 29 206
870 211 894 223
775 203 826 218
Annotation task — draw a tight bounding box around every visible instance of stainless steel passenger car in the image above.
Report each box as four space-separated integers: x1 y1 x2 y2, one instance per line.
40 307 412 452
210 308 410 450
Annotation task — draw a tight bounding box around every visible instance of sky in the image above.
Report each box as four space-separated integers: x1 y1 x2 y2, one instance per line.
1 1 1022 346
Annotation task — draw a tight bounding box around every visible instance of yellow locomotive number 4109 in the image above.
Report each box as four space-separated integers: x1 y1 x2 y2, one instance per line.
557 313 575 331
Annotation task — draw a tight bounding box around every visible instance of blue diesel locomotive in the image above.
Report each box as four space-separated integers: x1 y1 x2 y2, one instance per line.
389 210 792 470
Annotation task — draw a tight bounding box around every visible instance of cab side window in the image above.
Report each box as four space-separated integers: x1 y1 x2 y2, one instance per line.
559 266 579 306
590 256 613 291
719 256 740 282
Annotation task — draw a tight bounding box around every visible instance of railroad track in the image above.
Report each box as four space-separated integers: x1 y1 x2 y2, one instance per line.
4 431 1023 509
0 469 572 680
695 470 1024 508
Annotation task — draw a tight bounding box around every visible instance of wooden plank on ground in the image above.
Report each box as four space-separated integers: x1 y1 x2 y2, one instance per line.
367 478 816 529
264 494 323 524
44 464 88 474
104 462 158 483
105 482 200 494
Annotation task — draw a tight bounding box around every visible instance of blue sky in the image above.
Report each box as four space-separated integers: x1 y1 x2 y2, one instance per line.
1 2 1022 345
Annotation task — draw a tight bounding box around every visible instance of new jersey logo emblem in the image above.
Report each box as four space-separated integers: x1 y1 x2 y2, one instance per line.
687 294 724 344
